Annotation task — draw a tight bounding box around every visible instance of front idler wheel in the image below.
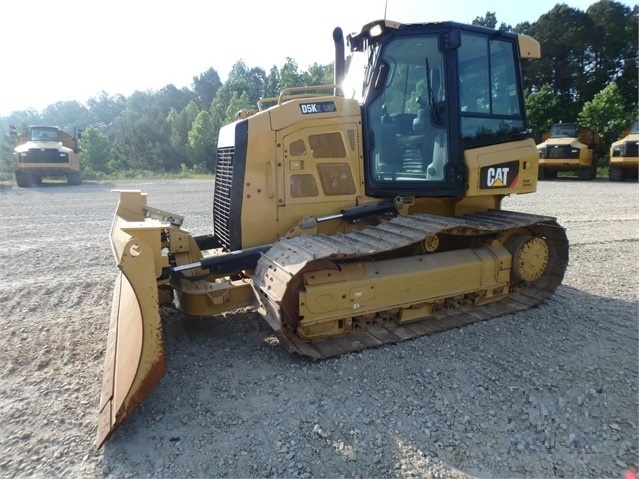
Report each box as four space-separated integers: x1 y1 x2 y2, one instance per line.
506 234 549 283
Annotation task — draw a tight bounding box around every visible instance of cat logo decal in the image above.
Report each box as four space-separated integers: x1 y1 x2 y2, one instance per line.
480 161 520 189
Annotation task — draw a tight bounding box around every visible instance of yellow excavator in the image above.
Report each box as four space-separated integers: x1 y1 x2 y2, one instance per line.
97 19 569 446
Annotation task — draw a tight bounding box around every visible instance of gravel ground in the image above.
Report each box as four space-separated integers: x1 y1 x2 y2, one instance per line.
0 178 637 478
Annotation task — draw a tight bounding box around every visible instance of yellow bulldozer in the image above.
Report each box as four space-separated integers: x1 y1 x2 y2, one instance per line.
97 19 569 446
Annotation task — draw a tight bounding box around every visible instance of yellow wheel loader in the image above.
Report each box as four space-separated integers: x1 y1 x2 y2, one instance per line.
97 19 569 446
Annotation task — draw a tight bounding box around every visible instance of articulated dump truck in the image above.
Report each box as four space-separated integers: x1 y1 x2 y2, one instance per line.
609 119 639 181
536 123 599 180
11 125 82 187
98 19 569 446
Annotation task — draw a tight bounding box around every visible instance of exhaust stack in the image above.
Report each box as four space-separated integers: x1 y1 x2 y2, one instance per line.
333 27 345 88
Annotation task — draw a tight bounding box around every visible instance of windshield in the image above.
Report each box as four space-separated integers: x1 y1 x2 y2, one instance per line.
31 128 60 142
458 33 524 141
631 120 639 134
550 124 578 138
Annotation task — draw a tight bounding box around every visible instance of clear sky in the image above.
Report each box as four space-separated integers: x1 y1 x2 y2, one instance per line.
0 0 633 116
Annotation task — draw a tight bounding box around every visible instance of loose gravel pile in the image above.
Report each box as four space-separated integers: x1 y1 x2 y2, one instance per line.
0 178 637 478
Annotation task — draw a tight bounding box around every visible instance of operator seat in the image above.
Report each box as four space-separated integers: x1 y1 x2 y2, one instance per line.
378 105 403 172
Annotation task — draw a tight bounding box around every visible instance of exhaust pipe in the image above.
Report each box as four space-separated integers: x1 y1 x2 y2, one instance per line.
333 27 345 90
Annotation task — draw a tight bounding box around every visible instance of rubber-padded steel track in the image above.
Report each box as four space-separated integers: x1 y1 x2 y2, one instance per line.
253 210 568 359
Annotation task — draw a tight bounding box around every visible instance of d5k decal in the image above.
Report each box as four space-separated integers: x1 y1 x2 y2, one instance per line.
480 161 520 189
299 101 337 114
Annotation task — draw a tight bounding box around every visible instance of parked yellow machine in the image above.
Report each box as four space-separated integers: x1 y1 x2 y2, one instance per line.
97 20 569 446
536 123 598 180
11 125 82 187
609 119 639 181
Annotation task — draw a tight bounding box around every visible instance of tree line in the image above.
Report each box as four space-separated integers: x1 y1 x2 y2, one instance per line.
0 58 333 176
1 0 636 176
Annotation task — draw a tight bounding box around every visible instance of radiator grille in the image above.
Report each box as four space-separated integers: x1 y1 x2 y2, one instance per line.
544 145 579 159
19 149 69 164
213 147 234 250
623 140 639 157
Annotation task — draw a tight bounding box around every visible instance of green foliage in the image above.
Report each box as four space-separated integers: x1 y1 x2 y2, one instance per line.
245 67 268 106
223 61 267 107
40 100 91 133
472 12 497 28
584 1 638 113
263 66 281 99
525 83 559 140
167 100 200 168
304 63 334 85
0 144 13 174
86 91 126 128
192 68 222 110
578 82 629 162
95 169 213 180
210 84 233 133
519 0 637 125
472 11 512 31
0 52 334 178
225 91 253 122
188 110 216 172
280 57 304 89
0 119 16 174
522 4 593 121
79 126 113 174
109 88 194 173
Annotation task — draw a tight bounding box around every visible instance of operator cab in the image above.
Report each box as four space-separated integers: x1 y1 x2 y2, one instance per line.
343 20 533 198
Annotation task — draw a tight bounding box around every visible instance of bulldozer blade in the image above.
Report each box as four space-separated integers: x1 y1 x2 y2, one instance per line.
96 240 167 447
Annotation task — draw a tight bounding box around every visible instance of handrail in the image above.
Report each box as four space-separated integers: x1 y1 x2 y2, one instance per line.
257 85 354 111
